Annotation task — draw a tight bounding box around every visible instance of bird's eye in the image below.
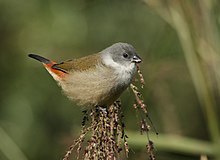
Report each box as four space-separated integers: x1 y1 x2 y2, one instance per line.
123 53 128 58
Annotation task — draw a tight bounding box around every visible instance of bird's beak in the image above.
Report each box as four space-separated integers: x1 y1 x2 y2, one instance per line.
132 55 142 63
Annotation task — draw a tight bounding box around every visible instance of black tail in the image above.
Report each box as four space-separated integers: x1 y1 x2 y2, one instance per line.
28 54 51 64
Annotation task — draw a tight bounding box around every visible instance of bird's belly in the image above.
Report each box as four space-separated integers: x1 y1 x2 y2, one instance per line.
59 66 134 107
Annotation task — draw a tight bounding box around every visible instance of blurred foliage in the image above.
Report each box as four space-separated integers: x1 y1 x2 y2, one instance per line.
0 0 219 160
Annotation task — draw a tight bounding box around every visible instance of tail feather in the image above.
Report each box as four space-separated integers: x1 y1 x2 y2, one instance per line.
28 53 66 79
28 53 51 64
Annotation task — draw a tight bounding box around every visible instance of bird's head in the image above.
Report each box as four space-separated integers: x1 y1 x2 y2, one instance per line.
101 42 141 69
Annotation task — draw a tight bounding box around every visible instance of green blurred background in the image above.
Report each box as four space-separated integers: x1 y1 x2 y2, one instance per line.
0 0 219 160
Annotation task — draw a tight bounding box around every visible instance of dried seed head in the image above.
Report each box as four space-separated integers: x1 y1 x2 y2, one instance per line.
62 65 156 160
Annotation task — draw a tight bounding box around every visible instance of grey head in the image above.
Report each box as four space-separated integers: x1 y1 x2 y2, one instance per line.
101 42 141 66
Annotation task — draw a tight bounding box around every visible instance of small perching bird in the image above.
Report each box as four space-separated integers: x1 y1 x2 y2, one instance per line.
28 42 141 107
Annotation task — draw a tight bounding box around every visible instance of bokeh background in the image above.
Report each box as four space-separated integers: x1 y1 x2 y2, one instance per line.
0 0 219 160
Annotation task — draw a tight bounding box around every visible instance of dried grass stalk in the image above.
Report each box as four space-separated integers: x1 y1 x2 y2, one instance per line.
62 65 156 160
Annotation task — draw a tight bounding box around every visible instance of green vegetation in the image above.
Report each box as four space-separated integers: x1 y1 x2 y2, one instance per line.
0 0 219 159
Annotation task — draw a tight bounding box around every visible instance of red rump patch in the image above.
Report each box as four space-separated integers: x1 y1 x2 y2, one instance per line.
43 61 66 78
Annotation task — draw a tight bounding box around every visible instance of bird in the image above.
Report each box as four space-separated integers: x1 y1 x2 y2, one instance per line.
28 42 142 107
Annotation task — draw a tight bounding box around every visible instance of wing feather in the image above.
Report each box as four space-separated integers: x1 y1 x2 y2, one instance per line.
52 53 102 73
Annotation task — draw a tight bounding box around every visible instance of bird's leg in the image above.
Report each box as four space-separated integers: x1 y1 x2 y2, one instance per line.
97 105 107 114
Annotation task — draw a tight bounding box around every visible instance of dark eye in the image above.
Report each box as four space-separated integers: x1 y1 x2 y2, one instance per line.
123 53 128 58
